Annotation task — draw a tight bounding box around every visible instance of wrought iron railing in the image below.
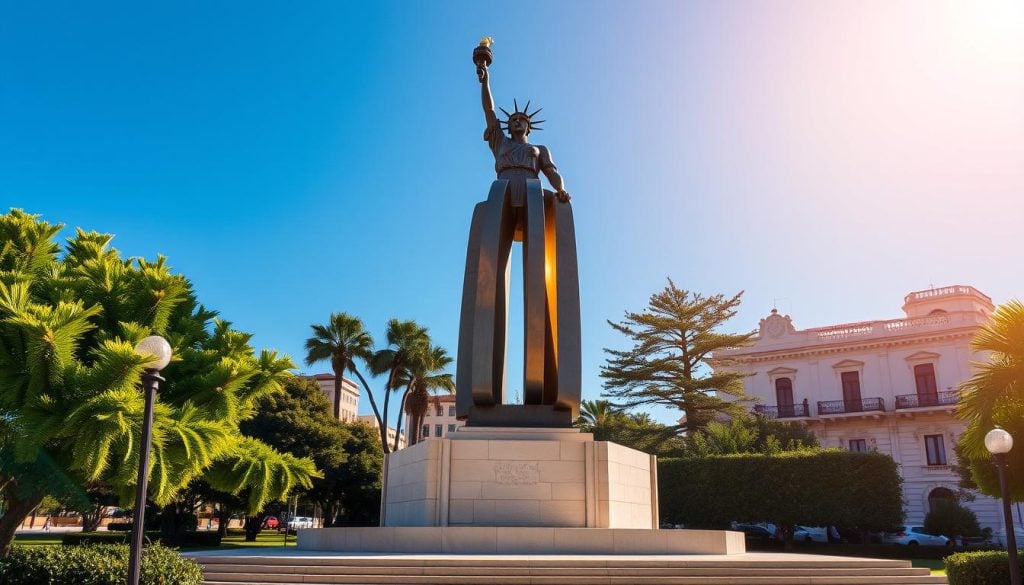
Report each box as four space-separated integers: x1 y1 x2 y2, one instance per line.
754 402 810 419
894 390 959 410
816 397 885 415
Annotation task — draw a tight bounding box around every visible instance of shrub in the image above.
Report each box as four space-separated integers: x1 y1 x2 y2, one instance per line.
658 450 904 537
0 543 202 584
946 550 1024 585
106 522 133 532
62 532 133 545
924 500 980 538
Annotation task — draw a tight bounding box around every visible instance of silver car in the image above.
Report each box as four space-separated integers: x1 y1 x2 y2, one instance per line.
882 525 951 548
287 516 314 530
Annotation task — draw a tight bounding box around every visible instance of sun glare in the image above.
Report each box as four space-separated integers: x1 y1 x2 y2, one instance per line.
947 0 1024 63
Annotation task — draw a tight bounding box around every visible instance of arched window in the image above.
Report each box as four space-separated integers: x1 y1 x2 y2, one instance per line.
776 377 794 416
927 487 956 514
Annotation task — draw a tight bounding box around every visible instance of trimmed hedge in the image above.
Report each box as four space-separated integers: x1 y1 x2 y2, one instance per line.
946 550 1024 585
658 450 903 532
0 543 202 584
62 531 221 548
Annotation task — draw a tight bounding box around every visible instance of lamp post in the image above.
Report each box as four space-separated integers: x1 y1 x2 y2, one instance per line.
127 336 172 585
985 427 1020 585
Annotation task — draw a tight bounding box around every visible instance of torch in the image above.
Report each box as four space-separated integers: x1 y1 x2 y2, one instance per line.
474 36 493 81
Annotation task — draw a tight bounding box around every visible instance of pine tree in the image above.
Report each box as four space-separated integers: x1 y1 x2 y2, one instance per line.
600 279 754 433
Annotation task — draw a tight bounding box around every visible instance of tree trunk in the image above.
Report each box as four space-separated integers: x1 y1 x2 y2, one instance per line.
81 503 107 532
320 501 339 528
216 505 231 537
0 488 44 558
351 368 389 454
332 371 343 421
243 515 264 542
393 386 411 451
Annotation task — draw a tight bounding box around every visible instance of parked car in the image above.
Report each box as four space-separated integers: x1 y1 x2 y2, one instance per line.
990 527 1024 549
287 516 314 531
733 524 777 545
882 525 952 548
794 525 829 543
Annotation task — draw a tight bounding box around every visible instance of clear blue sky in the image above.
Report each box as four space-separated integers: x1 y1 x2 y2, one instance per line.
3 1 1022 425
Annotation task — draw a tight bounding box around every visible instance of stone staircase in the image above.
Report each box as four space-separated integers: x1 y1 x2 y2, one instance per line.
193 552 947 584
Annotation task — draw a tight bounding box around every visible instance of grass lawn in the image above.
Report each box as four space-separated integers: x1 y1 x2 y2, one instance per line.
11 530 297 551
187 531 298 551
911 557 946 576
10 533 64 547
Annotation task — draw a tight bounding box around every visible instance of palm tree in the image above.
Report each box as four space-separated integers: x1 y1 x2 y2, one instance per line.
0 210 316 556
368 319 429 453
579 399 618 428
398 345 455 447
304 313 381 428
957 300 1024 500
205 437 320 541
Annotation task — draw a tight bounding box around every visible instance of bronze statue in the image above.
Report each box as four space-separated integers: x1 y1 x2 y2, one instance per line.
456 38 581 427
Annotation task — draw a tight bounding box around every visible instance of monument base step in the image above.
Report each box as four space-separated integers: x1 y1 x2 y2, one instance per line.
297 527 743 555
190 551 946 585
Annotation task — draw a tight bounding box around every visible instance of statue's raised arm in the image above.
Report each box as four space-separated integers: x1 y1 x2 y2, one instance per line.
474 38 500 139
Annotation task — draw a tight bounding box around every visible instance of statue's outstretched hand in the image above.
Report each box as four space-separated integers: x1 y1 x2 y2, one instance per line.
556 190 571 203
477 66 488 84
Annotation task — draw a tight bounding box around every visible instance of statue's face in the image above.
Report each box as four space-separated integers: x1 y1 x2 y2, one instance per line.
508 115 530 137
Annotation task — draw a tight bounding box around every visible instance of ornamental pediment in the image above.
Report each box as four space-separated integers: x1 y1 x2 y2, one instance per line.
904 351 941 363
767 366 798 376
832 359 865 369
758 309 796 340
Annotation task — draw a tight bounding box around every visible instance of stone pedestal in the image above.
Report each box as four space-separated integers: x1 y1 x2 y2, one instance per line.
380 427 658 529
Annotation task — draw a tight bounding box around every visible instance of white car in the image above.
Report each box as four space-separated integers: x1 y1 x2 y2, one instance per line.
882 525 951 548
794 525 829 543
287 516 314 530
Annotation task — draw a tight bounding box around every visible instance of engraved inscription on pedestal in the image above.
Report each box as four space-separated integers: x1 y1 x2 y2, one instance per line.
494 462 539 485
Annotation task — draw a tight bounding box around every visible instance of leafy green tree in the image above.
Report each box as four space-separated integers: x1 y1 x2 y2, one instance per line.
749 416 820 453
204 438 318 540
398 344 454 447
956 301 1024 501
576 400 685 457
682 416 820 458
328 421 383 526
600 280 754 433
0 209 317 555
924 499 981 539
242 376 351 526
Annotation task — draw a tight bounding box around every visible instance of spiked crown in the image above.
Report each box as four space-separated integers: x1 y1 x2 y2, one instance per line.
498 99 545 133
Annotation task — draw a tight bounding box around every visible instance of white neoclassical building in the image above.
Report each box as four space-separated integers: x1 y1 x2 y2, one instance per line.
714 285 1011 537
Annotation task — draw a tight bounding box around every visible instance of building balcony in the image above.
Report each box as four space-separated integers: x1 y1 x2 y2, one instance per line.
894 390 959 410
754 402 810 419
816 397 886 416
